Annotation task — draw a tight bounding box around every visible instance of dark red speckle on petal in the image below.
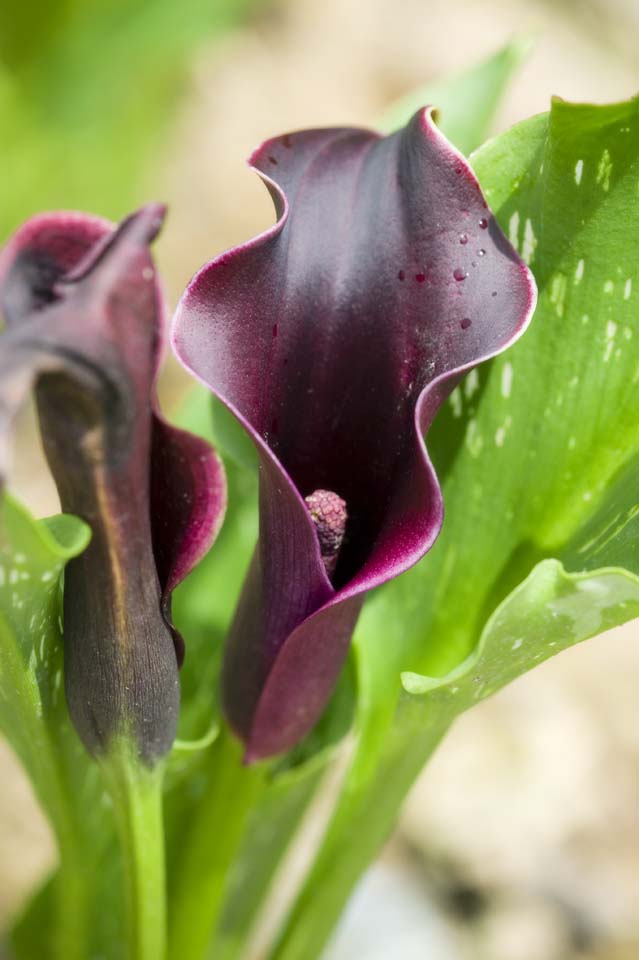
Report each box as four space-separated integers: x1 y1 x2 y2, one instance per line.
460 318 472 330
398 270 405 281
415 272 426 283
268 156 278 165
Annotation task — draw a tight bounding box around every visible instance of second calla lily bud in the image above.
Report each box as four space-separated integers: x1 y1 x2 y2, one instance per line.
0 205 226 764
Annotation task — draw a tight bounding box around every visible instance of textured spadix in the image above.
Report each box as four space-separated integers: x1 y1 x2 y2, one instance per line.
0 206 226 763
173 108 536 760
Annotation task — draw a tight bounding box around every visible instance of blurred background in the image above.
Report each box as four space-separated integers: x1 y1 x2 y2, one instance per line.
1 1 638 958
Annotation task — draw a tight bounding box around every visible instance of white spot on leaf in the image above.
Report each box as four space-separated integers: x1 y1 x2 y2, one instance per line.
464 368 480 400
501 362 513 399
521 219 537 265
449 387 462 418
465 419 484 458
549 272 567 318
508 211 520 249
596 149 612 191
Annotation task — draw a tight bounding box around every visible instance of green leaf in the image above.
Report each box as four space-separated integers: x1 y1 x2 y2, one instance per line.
402 559 639 702
378 37 531 154
272 96 639 960
0 493 89 787
0 494 100 958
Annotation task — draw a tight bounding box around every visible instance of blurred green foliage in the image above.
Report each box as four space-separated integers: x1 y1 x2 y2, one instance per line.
0 0 259 237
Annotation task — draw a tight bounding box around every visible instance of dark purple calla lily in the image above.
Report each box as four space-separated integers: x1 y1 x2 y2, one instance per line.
0 205 226 763
172 108 536 761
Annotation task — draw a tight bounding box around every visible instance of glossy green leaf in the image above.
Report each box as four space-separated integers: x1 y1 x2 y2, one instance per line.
0 496 133 960
0 493 89 793
378 37 530 153
402 560 639 702
272 97 639 960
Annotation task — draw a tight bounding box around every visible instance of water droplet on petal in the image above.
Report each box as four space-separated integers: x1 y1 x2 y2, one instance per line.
479 218 488 229
478 249 486 257
459 233 468 245
453 268 467 281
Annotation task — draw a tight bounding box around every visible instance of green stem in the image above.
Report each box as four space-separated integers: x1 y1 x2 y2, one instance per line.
270 716 450 960
49 792 90 960
168 724 267 960
101 744 167 960
209 758 329 960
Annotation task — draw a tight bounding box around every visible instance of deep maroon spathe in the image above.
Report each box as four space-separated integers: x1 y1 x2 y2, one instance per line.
173 107 537 761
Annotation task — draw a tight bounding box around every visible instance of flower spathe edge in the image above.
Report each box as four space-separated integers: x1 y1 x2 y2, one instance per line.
171 107 537 759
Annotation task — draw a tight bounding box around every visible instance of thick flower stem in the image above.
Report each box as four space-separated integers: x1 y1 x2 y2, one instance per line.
270 717 450 960
100 745 167 960
168 724 267 960
50 806 91 960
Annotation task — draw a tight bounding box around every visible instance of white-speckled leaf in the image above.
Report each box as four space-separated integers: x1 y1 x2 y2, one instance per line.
273 97 639 960
0 493 89 776
402 560 639 708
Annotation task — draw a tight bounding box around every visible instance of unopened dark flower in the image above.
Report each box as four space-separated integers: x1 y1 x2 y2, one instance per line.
0 205 226 763
172 108 536 761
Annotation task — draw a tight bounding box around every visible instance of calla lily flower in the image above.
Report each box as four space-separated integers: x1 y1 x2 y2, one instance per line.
0 205 226 763
172 108 536 761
